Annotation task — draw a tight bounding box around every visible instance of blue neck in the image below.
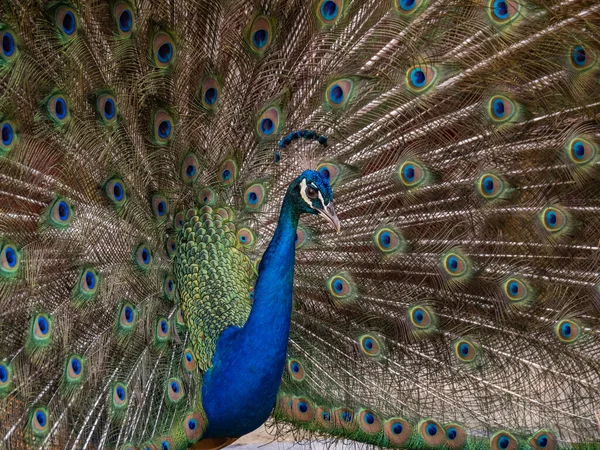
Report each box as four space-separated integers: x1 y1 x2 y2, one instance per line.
201 195 299 438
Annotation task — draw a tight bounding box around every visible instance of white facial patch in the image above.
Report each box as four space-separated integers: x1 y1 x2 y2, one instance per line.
299 178 324 210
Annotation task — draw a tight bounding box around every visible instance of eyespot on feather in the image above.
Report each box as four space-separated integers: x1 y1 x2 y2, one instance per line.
179 153 200 183
30 313 52 348
165 377 184 404
200 77 220 109
155 317 170 343
317 0 343 25
326 273 356 302
65 355 84 383
163 274 175 301
490 431 517 450
152 32 176 68
567 137 597 165
477 173 505 199
0 361 12 396
530 430 557 450
503 277 531 304
444 423 467 448
325 79 354 109
555 319 581 343
488 95 516 123
244 183 267 209
287 359 305 381
384 418 411 446
295 226 309 249
55 6 78 38
292 398 315 422
248 15 273 54
96 93 117 124
359 410 382 434
218 159 238 185
569 45 597 71
182 347 197 372
0 243 21 276
453 339 478 363
237 228 256 248
154 110 174 144
0 29 18 61
151 195 169 220
47 93 71 125
256 107 281 138
488 0 520 25
198 187 216 206
316 407 334 428
30 407 50 436
409 306 436 330
419 419 445 446
334 408 357 430
373 226 405 254
183 411 205 443
112 382 128 409
114 2 135 37
118 303 136 331
394 0 425 15
134 244 152 270
442 250 470 278
166 237 177 258
398 160 426 188
540 206 567 233
104 178 126 206
406 65 437 92
75 267 99 301
316 162 341 186
0 120 17 154
359 334 382 357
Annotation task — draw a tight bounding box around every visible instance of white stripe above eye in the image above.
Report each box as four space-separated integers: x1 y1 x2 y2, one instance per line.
299 178 325 210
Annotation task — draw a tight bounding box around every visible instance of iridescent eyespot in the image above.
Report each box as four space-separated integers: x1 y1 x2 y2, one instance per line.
47 197 74 229
56 7 78 38
181 154 200 183
406 65 437 92
503 277 530 303
488 95 516 123
567 137 596 165
166 237 177 258
151 195 169 220
134 244 152 270
291 398 314 422
248 15 273 54
530 430 556 450
0 361 12 395
112 383 128 409
295 226 310 249
540 206 567 233
0 120 17 153
335 408 356 430
65 355 84 382
1 29 18 61
287 359 305 381
47 94 71 125
118 303 136 331
244 183 267 209
0 243 20 276
395 0 424 14
477 173 505 199
326 273 355 302
198 187 216 206
163 274 175 301
453 339 477 363
409 306 436 330
30 313 52 348
316 407 333 428
359 410 381 434
153 32 176 68
444 424 467 448
555 319 581 343
419 419 444 446
256 107 281 138
30 407 50 436
104 178 126 206
237 228 256 247
359 334 382 357
173 211 185 231
491 431 517 450
316 162 339 186
317 0 343 25
373 226 404 254
398 160 426 188
114 2 135 37
218 159 238 185
384 418 411 446
488 0 520 24
165 377 184 404
154 110 174 144
97 94 117 124
182 348 197 372
569 45 596 71
325 79 354 109
155 317 170 343
200 77 220 109
75 267 99 302
183 411 204 443
442 251 470 278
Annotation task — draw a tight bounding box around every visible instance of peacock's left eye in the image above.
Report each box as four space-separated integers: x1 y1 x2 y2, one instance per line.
306 186 318 199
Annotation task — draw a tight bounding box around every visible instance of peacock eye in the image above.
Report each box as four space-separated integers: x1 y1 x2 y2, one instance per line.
306 186 318 199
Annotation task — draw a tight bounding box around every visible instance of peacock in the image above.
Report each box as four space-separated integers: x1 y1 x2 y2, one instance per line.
0 0 599 448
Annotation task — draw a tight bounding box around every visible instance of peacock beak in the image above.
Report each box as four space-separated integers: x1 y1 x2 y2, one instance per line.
318 202 341 233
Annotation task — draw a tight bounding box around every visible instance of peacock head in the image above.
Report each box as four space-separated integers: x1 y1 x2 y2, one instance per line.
288 170 340 232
